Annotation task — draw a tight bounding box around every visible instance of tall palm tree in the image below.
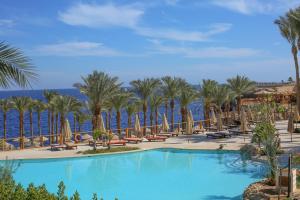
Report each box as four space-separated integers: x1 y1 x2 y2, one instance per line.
199 79 218 126
0 42 37 88
34 100 46 137
130 78 161 135
0 98 12 140
27 98 35 143
43 90 58 143
69 99 82 133
178 85 198 129
149 95 163 134
275 15 300 113
161 76 182 131
74 71 121 130
11 96 30 149
227 75 255 116
125 101 138 129
110 92 134 136
51 95 80 144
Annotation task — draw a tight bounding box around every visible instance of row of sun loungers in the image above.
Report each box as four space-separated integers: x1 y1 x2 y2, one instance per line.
51 142 78 151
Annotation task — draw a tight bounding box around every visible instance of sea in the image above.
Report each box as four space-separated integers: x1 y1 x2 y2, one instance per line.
0 89 204 139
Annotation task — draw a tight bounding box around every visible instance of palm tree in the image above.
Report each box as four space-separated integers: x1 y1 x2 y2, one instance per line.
275 15 300 113
0 42 37 88
27 98 35 143
199 79 218 126
43 90 58 143
161 76 182 131
76 112 90 133
149 95 163 133
69 99 82 133
227 75 255 116
130 78 161 135
11 96 30 149
178 85 198 129
110 92 134 136
51 95 80 144
125 101 137 129
74 71 121 130
34 100 46 137
0 98 12 140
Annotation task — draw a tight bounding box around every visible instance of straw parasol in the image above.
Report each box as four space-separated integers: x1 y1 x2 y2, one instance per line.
63 119 72 142
210 109 217 125
288 112 295 142
189 110 194 129
134 114 141 135
162 113 169 132
186 114 193 135
217 112 223 131
99 114 106 133
240 108 249 133
199 120 203 130
13 136 30 143
33 136 48 142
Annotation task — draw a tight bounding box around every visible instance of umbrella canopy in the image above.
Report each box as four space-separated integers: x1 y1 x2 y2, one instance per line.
189 110 194 129
162 113 169 132
240 109 249 133
12 137 30 143
64 119 73 142
186 114 193 134
33 136 48 142
199 121 203 129
288 112 295 133
210 109 217 125
134 114 141 133
217 112 223 131
99 114 106 133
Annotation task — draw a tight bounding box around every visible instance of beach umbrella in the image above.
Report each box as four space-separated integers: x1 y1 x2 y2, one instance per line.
288 112 295 142
186 114 193 135
189 110 194 129
13 136 30 143
240 109 249 133
162 113 169 132
33 136 48 142
199 121 203 130
99 114 106 133
210 109 217 125
217 112 223 131
0 140 15 150
64 119 72 142
134 114 141 135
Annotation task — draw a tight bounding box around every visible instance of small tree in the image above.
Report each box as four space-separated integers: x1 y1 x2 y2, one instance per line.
92 129 102 151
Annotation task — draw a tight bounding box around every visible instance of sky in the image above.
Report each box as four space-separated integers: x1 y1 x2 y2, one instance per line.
1 0 300 89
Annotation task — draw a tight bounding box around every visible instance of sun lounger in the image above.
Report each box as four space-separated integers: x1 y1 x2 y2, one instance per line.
157 133 172 137
206 133 223 139
193 129 205 134
89 140 103 147
51 144 66 151
107 140 126 146
124 137 142 144
146 136 167 142
228 129 253 135
65 142 78 150
214 132 232 138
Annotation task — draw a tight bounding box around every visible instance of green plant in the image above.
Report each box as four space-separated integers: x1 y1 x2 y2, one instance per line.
92 129 103 151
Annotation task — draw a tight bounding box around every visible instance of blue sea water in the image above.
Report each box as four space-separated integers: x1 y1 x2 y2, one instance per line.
0 89 204 139
12 149 266 200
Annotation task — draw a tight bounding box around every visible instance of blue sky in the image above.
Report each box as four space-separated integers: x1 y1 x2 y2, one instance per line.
1 0 300 89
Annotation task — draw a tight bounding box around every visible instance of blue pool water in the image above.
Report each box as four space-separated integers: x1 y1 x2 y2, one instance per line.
12 149 265 200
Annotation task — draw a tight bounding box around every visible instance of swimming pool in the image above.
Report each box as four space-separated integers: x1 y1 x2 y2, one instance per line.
12 149 265 200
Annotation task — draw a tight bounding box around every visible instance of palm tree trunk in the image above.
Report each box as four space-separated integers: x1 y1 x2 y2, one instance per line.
237 96 241 117
106 111 109 129
170 99 175 131
55 113 58 143
3 112 6 140
165 100 168 118
116 110 121 136
93 106 101 130
51 112 54 144
38 112 41 136
150 112 153 134
60 115 65 144
155 108 158 133
181 107 186 130
48 110 52 142
73 113 76 133
108 109 112 130
204 101 210 127
30 111 33 144
143 103 147 136
19 112 24 149
292 45 300 113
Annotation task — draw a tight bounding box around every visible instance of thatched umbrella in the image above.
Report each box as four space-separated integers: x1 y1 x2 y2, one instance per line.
162 113 169 132
134 114 141 136
210 109 217 126
186 114 193 135
99 114 106 133
288 112 295 142
240 108 249 133
217 112 223 131
63 119 73 142
189 110 194 129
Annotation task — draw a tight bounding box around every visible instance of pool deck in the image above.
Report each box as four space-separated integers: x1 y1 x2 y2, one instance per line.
1 120 300 160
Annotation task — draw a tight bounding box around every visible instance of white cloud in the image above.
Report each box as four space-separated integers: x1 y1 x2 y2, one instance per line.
134 23 232 42
211 0 300 15
164 0 180 6
150 42 260 58
0 19 15 27
36 41 121 56
58 3 144 28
